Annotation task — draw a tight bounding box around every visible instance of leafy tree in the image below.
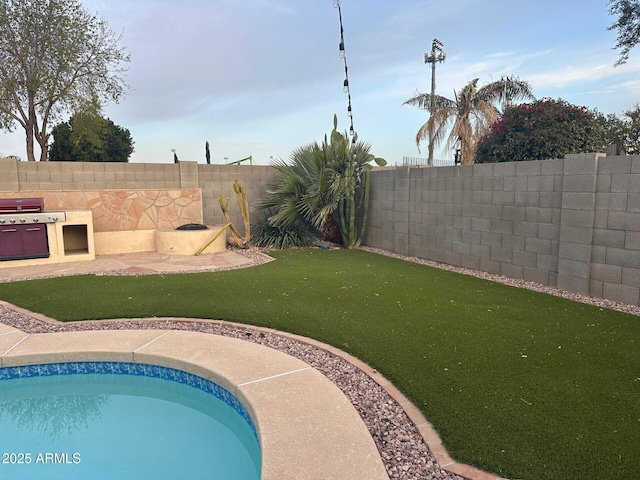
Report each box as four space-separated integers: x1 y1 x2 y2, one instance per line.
600 113 630 154
621 105 640 153
608 0 640 65
0 0 129 161
403 76 535 164
101 119 134 163
600 105 640 154
257 116 386 248
49 112 133 162
475 98 605 163
48 122 75 161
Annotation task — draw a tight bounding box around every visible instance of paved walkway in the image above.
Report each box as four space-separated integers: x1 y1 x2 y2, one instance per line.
0 251 258 282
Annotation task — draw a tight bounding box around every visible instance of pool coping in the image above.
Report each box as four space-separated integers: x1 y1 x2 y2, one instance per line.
0 301 504 480
0 318 388 480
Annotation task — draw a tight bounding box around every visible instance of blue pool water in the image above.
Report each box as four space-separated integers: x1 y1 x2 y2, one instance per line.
0 362 261 480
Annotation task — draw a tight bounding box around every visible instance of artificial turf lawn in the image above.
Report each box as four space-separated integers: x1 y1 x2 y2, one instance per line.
1 248 639 480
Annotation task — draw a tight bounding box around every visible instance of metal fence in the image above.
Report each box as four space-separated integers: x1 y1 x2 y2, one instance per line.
399 156 455 167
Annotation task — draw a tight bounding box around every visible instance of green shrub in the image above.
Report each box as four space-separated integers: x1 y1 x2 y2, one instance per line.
251 210 317 249
475 98 605 163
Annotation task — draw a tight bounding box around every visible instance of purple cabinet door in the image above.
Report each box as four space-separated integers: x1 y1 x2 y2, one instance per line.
0 227 23 257
21 224 49 258
0 224 49 260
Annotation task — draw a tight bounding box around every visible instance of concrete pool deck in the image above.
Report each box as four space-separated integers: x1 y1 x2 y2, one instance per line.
0 320 388 480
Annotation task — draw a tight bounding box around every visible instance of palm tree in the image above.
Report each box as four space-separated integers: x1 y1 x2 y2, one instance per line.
404 76 535 164
256 142 341 234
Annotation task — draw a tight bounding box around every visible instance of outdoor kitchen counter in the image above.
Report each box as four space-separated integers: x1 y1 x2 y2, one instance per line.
0 210 94 269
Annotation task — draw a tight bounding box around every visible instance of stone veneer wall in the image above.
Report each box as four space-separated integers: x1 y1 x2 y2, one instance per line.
0 159 272 229
365 153 640 307
0 189 203 231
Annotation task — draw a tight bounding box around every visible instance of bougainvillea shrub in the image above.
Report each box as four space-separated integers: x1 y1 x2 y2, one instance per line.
475 98 605 163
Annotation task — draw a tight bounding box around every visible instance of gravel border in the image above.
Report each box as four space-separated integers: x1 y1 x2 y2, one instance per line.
0 305 461 480
2 246 638 480
359 246 640 317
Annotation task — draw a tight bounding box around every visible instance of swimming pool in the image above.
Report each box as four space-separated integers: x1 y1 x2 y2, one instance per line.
0 362 261 480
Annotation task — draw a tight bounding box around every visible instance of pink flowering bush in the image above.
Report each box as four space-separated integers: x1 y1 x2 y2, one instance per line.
475 98 605 163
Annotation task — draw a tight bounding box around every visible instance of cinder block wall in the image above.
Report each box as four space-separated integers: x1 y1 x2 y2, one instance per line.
3 155 640 307
5 160 182 190
590 155 640 305
366 153 640 307
197 164 272 227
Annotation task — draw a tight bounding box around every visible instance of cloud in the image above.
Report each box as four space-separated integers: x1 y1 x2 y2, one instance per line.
527 60 640 90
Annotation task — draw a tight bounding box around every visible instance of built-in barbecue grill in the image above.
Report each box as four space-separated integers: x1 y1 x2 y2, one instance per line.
0 198 66 261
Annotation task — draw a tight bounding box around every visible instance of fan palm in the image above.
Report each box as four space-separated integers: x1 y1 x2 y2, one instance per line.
256 142 340 233
256 116 386 247
404 76 535 164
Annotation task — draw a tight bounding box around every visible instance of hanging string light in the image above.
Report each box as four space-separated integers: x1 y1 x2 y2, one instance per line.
333 0 356 146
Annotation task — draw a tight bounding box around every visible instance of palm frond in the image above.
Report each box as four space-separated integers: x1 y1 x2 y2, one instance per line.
403 91 455 110
477 75 535 110
403 91 431 110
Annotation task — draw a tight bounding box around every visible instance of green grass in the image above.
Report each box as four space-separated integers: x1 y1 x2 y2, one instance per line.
1 248 639 480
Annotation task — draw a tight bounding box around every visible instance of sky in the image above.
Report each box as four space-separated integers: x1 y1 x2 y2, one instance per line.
2 0 639 166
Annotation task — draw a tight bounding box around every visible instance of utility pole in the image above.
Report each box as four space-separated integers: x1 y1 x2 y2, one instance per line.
424 38 446 166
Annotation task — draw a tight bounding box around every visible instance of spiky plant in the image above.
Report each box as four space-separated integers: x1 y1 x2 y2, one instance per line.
251 209 317 249
256 116 385 248
256 142 342 240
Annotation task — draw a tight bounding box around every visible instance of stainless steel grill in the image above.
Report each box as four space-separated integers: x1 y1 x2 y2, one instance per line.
0 212 66 225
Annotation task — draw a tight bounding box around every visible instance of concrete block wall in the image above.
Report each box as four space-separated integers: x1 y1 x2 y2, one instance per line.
368 160 560 282
0 158 182 190
4 155 640 307
366 153 640 307
556 155 599 296
590 155 640 305
197 164 272 228
0 159 20 191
